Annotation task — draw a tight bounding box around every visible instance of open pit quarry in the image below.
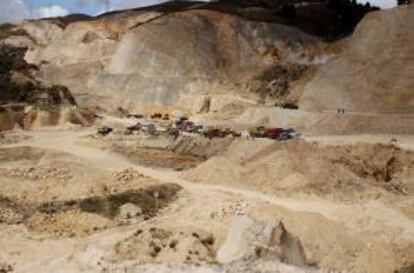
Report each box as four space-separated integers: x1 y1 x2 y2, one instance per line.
0 1 413 273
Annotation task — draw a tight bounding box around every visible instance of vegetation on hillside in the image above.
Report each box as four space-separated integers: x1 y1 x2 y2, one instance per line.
0 44 76 107
254 63 308 107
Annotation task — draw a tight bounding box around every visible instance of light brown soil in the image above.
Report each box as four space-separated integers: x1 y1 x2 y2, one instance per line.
185 139 414 199
0 128 412 273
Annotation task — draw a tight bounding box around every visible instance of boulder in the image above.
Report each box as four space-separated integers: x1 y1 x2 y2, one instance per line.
195 96 211 114
217 215 305 266
118 203 143 220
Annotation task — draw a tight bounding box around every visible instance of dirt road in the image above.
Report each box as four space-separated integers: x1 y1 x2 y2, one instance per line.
3 128 413 245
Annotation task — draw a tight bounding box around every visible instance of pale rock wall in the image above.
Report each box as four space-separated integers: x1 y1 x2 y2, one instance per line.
20 9 321 112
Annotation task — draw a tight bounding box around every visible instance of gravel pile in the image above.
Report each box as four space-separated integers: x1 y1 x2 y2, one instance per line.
0 167 72 182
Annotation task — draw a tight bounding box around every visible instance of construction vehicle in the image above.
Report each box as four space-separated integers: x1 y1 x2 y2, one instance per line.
126 113 144 119
249 126 298 140
202 128 222 139
265 127 287 140
167 127 180 138
231 131 242 137
202 127 236 139
97 125 113 136
141 123 157 134
151 113 163 119
125 122 142 134
249 126 266 138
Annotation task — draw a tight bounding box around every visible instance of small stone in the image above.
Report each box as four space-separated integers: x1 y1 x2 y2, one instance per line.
118 203 143 219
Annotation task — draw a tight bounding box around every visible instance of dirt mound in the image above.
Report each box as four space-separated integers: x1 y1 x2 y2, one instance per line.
169 136 234 159
185 140 414 198
111 168 145 183
328 143 413 194
112 227 215 264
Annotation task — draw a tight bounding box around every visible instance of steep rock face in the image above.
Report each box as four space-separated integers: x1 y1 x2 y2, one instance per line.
19 8 324 112
299 5 414 114
95 10 321 109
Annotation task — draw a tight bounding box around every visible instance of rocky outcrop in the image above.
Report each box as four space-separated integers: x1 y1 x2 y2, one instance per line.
217 215 306 266
13 5 328 113
0 44 94 131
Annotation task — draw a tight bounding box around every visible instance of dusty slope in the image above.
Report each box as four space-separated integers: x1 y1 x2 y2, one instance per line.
300 4 414 114
184 138 414 198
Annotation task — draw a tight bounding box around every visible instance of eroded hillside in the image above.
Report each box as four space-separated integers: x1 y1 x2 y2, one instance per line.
300 4 414 114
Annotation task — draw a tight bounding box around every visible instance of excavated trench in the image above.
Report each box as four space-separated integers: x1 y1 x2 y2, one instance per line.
111 145 205 171
106 134 234 171
0 178 182 235
37 183 182 218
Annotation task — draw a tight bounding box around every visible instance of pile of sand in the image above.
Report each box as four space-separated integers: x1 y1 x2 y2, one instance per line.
169 136 234 159
184 140 414 198
111 168 145 183
185 156 244 186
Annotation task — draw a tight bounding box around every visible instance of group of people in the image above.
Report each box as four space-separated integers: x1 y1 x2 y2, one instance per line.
337 108 346 114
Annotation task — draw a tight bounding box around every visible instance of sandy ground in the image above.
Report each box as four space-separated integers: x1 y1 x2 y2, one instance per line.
0 128 413 273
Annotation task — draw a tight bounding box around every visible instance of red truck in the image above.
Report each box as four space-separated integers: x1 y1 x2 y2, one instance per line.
265 128 285 139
